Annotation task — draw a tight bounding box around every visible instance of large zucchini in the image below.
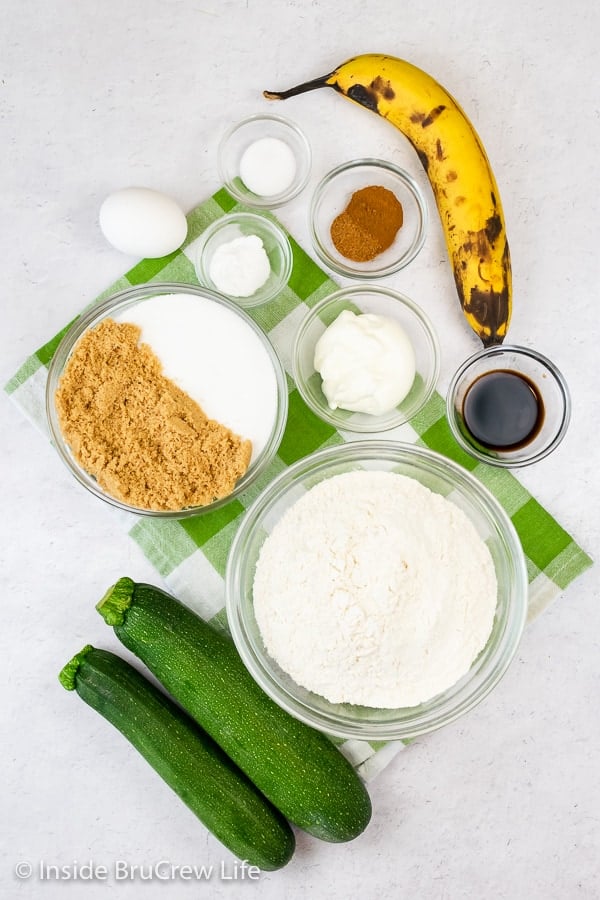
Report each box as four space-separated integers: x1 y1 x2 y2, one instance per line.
59 645 295 870
97 579 372 842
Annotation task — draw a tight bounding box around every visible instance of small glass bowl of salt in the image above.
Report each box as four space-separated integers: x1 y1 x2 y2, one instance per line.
195 211 293 308
218 114 312 208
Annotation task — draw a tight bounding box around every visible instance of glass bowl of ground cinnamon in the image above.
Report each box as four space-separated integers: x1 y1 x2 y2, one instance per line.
46 283 288 517
309 158 428 278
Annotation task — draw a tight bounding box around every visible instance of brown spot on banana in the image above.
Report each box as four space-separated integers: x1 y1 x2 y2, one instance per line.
345 83 379 111
453 233 511 346
370 76 395 100
416 149 429 172
485 212 503 244
422 105 446 127
409 106 446 127
463 284 510 347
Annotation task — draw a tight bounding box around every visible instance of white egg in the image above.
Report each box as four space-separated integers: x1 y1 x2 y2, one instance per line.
99 187 188 258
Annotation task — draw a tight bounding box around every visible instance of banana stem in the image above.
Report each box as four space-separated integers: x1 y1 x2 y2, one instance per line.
263 73 333 101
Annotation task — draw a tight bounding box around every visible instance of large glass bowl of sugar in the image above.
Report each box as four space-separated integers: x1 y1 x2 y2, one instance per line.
46 282 288 518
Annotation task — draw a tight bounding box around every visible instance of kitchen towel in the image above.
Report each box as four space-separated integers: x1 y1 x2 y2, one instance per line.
6 188 593 780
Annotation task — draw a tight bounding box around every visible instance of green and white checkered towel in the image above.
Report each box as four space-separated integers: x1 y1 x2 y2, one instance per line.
6 188 593 781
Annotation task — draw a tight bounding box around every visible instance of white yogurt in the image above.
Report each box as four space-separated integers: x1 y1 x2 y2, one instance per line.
314 310 416 416
116 293 278 461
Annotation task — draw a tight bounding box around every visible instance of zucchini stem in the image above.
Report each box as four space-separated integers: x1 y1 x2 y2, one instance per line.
59 644 94 690
96 577 135 626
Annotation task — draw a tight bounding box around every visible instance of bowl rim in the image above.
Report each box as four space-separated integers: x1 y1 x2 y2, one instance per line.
291 284 441 432
194 211 293 307
225 440 528 741
446 343 572 468
45 281 289 518
309 157 428 278
217 113 312 209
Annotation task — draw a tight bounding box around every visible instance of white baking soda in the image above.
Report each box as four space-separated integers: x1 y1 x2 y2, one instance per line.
209 234 271 298
116 293 278 461
239 137 297 197
253 470 498 708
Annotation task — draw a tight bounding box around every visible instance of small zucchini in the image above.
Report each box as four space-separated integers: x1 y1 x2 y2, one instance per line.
97 578 372 843
59 645 295 871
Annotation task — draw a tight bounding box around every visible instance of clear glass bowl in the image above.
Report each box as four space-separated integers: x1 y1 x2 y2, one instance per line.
218 114 311 209
309 158 428 278
195 212 293 308
46 282 288 518
292 286 440 432
226 442 528 741
447 345 571 467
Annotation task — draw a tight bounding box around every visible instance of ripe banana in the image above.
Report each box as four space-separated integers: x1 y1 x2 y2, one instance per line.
264 54 511 347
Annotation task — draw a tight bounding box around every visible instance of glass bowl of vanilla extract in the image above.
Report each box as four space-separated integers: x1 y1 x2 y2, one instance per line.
446 345 571 468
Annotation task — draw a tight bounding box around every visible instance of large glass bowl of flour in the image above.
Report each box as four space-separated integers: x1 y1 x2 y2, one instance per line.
226 442 528 741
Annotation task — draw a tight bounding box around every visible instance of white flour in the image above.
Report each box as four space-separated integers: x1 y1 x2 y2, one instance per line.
253 470 497 708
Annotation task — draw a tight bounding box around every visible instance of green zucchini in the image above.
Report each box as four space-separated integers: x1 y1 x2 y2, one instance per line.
59 645 294 871
97 578 372 843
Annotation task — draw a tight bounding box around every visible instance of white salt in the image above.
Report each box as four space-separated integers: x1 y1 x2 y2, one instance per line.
239 137 297 197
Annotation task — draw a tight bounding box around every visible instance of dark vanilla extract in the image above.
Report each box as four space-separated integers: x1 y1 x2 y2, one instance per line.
462 369 544 451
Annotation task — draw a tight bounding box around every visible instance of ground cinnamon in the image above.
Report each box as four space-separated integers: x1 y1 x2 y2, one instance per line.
55 318 252 511
330 185 404 262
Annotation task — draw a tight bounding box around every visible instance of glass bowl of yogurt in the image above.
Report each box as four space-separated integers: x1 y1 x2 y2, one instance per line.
195 212 293 308
218 114 312 209
292 285 440 433
225 441 528 742
46 283 288 517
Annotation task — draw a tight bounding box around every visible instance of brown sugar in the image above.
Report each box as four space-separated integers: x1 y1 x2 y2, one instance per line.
330 184 404 262
55 318 252 511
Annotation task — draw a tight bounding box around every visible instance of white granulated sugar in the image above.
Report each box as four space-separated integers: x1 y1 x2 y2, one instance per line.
116 293 278 462
253 470 498 708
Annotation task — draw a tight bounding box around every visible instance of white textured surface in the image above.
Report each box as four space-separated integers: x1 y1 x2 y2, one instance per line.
1 1 599 898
